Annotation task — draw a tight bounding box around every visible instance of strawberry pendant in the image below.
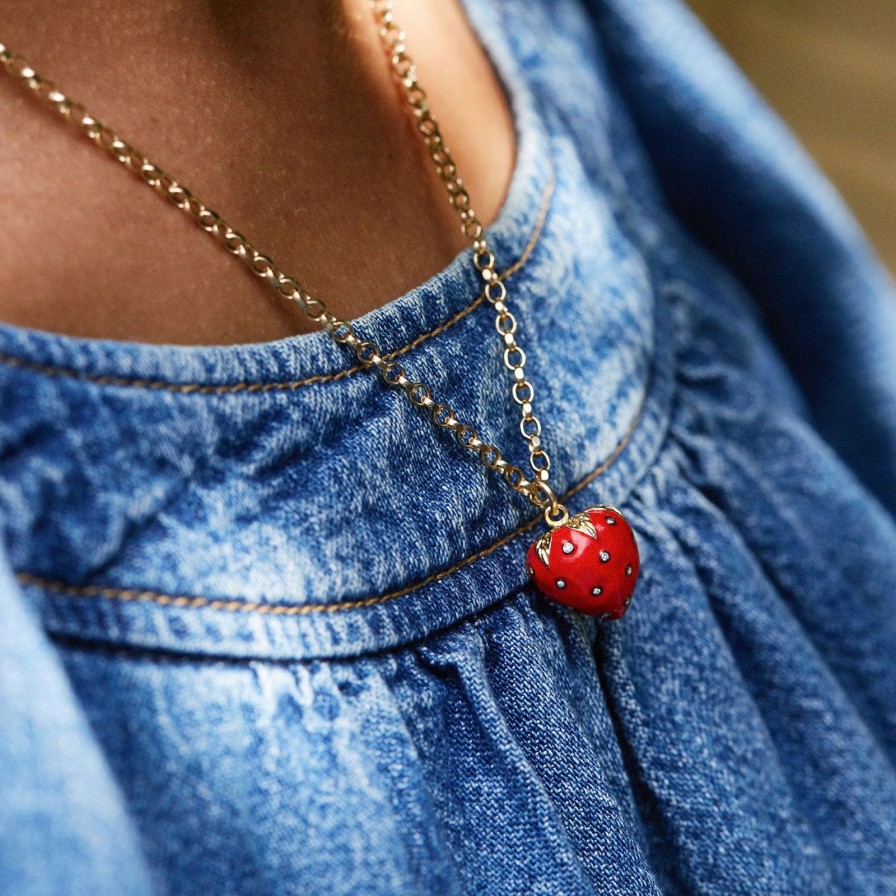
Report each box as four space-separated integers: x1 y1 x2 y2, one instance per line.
526 505 639 619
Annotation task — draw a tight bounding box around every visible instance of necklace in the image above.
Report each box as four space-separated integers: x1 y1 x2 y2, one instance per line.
0 0 639 620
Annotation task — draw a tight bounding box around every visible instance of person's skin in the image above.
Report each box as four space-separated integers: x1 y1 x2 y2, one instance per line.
0 0 516 343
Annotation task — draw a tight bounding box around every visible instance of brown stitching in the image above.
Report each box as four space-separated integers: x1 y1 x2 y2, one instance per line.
16 385 645 616
385 173 554 363
0 174 555 396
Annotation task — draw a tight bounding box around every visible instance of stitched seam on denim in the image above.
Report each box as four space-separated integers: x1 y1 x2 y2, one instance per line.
0 175 555 395
48 588 528 664
16 383 645 615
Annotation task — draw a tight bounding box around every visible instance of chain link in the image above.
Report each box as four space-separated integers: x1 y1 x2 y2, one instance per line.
369 0 552 489
0 3 569 525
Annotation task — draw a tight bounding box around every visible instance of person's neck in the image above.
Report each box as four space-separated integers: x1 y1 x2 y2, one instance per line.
0 0 373 105
0 0 517 344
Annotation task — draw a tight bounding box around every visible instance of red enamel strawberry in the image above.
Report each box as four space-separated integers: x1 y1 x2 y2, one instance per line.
526 505 639 619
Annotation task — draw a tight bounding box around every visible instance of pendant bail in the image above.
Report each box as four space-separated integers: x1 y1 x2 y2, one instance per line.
530 479 570 528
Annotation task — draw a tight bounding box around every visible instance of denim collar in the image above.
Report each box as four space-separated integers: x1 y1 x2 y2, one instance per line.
1 0 670 659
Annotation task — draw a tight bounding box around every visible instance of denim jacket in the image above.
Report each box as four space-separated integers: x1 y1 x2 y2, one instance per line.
1 0 895 893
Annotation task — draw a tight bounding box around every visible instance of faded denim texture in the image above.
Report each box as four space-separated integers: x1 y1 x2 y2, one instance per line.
2 0 896 893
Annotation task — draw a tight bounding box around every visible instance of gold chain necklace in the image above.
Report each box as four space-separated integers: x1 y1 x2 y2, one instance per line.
0 0 640 619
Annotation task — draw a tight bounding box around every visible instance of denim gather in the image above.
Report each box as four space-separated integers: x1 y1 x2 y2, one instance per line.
1 0 895 894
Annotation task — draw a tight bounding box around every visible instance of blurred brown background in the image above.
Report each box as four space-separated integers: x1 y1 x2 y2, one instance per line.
687 0 896 276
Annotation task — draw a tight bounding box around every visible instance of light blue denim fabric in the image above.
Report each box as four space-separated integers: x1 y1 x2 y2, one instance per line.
1 0 895 893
